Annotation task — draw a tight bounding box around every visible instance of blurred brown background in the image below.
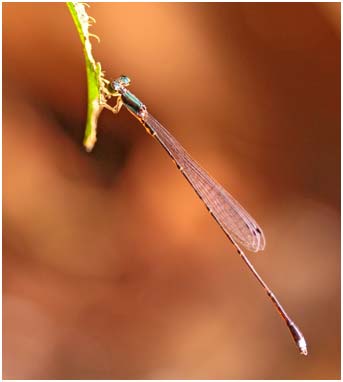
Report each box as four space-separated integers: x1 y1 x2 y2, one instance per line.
3 2 340 380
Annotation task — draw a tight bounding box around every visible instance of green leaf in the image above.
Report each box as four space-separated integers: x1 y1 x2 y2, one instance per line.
67 2 107 152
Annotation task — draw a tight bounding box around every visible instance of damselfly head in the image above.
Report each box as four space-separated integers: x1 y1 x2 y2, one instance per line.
111 75 131 92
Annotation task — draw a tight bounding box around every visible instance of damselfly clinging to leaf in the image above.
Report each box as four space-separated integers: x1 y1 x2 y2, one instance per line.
105 75 307 355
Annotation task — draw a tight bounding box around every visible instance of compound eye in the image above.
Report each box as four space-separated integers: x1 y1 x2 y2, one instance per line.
120 75 131 86
110 80 119 92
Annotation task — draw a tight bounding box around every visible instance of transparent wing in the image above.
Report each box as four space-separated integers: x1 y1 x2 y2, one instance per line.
142 112 266 252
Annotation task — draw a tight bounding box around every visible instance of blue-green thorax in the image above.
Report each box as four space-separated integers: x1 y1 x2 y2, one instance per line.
121 88 146 117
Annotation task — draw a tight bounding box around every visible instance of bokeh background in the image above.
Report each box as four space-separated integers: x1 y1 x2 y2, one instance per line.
3 2 340 379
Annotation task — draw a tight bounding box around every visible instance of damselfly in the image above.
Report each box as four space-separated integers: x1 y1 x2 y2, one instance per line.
106 75 307 355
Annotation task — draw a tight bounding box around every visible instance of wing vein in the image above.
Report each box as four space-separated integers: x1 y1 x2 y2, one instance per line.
142 112 266 252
